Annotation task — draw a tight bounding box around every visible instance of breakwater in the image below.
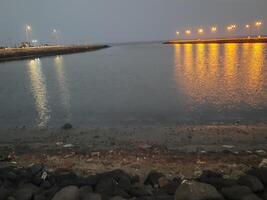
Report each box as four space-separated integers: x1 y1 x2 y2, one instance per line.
0 45 109 62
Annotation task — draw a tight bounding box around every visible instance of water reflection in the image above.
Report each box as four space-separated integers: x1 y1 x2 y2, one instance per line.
173 43 266 108
27 58 50 127
54 56 71 120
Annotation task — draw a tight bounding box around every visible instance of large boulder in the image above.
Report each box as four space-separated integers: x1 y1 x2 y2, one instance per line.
198 170 237 190
51 186 79 200
14 183 39 200
175 180 224 200
145 171 165 188
238 175 264 193
247 167 267 186
80 193 102 200
95 170 131 198
221 185 256 200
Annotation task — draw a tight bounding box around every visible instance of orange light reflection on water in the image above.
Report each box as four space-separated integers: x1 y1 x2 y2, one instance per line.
173 43 266 108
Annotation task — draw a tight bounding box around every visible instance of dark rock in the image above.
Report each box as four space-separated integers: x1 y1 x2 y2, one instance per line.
238 175 264 192
145 171 165 187
162 179 181 195
175 180 224 200
51 185 79 200
198 170 237 190
80 193 102 200
135 197 174 200
95 170 131 198
6 197 16 200
129 185 152 197
247 167 267 186
39 186 60 199
29 164 44 176
0 186 10 200
110 197 125 200
33 194 47 200
62 123 73 130
221 185 253 200
79 186 93 199
54 171 78 187
40 180 52 189
241 194 262 200
14 183 39 200
200 170 223 178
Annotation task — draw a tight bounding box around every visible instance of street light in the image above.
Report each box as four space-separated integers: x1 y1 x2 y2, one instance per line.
176 31 180 36
245 24 250 29
211 27 217 32
52 29 59 45
25 25 32 43
198 28 204 34
255 21 262 27
185 30 191 35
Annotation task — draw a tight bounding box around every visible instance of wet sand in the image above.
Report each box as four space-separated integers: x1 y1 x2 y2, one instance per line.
1 125 267 178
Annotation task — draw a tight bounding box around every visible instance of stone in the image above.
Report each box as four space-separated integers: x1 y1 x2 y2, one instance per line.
110 196 126 200
158 177 170 188
129 185 152 197
79 186 93 199
241 194 262 200
52 186 79 200
80 193 102 200
95 170 131 198
144 171 165 187
14 183 39 200
62 123 73 130
221 185 253 200
238 175 264 192
0 186 10 200
175 180 223 200
247 167 267 185
259 159 267 168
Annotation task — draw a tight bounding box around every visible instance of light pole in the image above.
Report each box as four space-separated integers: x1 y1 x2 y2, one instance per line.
255 21 263 38
52 29 59 45
25 25 32 43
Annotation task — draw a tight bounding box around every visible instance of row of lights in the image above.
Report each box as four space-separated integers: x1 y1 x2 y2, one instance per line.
25 24 59 44
176 21 263 36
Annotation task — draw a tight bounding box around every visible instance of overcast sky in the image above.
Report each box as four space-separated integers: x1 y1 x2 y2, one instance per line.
0 0 266 45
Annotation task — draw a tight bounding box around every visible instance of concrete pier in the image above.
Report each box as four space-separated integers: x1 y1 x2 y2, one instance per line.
0 45 110 62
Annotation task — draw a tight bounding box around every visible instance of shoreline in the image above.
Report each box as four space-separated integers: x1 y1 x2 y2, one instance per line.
164 37 267 44
1 125 267 177
0 44 110 62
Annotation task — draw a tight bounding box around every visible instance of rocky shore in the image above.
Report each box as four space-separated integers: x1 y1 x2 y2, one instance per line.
0 45 109 62
1 161 267 200
1 125 267 199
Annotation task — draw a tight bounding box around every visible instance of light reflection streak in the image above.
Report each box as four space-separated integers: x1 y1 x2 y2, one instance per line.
173 43 266 108
27 58 50 127
54 56 71 120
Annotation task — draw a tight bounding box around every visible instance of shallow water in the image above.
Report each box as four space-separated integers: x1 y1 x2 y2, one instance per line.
0 43 267 127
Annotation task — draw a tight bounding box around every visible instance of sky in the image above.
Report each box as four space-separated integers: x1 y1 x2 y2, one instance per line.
0 0 266 45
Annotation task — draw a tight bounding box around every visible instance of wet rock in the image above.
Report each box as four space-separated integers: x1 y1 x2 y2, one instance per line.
79 186 93 199
52 186 79 200
221 185 253 200
62 123 73 130
14 183 39 200
237 175 264 192
247 167 267 186
175 180 223 200
144 171 165 188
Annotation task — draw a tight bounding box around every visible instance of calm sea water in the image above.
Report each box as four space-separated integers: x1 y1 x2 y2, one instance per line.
0 43 267 127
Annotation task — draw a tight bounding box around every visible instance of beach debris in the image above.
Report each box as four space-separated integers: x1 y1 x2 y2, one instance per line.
63 144 74 148
91 152 100 157
255 150 266 156
259 158 267 168
56 142 64 146
222 145 235 149
41 171 48 181
61 123 73 130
